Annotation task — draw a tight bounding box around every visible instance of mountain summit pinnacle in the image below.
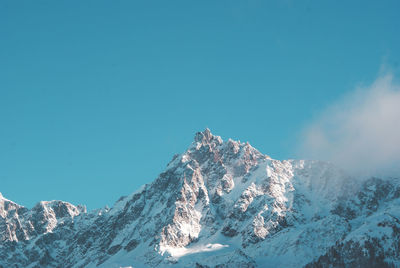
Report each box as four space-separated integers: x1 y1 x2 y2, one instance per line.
194 128 222 144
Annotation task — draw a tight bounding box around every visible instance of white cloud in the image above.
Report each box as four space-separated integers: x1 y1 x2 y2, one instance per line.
299 73 400 177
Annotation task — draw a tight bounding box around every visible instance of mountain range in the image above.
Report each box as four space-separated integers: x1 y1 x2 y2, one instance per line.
1 129 399 267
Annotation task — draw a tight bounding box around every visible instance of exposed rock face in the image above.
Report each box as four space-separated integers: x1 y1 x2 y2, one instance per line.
0 129 399 267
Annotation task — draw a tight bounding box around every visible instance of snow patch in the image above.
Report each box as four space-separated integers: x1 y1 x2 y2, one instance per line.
161 243 229 258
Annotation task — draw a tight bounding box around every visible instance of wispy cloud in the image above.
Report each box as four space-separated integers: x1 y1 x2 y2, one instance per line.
299 73 400 177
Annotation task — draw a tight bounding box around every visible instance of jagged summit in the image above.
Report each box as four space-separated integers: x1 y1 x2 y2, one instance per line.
194 128 222 144
1 130 400 267
194 127 212 141
190 128 261 157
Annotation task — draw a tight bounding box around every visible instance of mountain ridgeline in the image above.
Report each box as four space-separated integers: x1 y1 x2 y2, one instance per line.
1 129 399 267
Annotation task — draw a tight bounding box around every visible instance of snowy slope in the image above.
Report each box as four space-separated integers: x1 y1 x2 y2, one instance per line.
1 129 399 268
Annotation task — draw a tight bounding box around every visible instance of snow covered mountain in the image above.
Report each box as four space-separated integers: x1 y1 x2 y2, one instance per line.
1 129 399 267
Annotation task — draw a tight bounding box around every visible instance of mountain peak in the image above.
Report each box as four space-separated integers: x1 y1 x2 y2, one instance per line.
194 128 222 144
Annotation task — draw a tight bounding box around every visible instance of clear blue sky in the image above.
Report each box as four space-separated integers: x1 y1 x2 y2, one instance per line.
1 0 399 209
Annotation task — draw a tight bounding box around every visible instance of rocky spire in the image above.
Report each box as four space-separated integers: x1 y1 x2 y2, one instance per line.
194 128 222 144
